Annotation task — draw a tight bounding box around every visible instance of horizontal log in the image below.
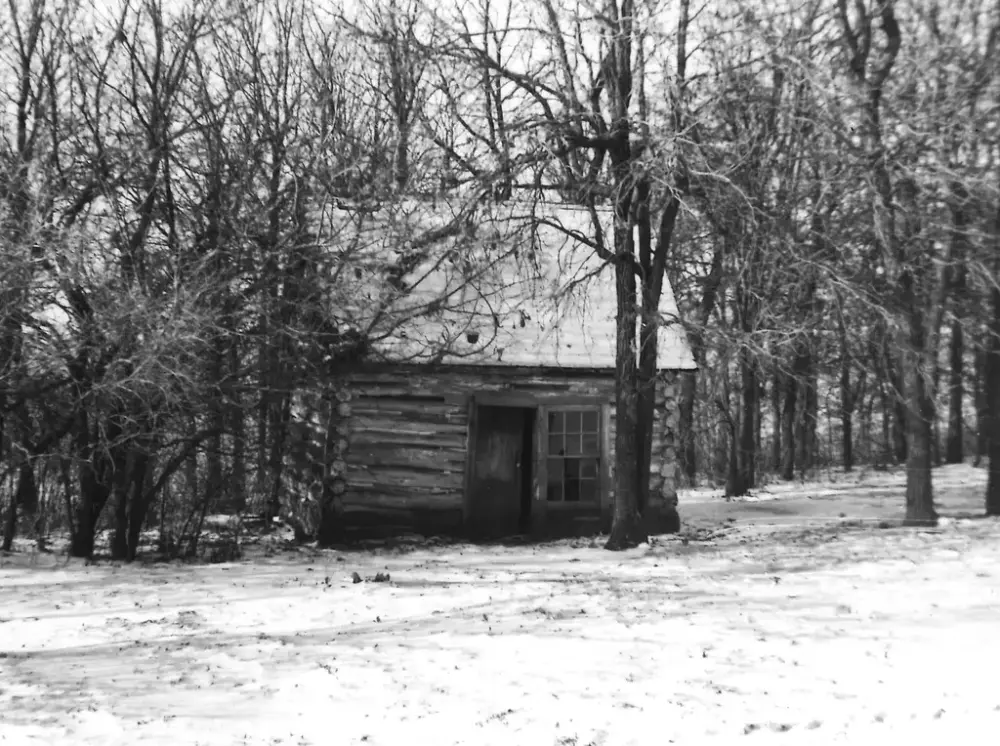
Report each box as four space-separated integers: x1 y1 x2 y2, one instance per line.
352 401 466 421
344 484 464 506
350 417 468 437
350 433 467 451
349 448 466 471
347 373 616 401
347 465 464 489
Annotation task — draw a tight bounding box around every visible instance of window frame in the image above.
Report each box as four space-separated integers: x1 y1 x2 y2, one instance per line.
542 404 604 507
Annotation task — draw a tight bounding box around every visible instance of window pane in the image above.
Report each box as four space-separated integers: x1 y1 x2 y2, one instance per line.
562 458 580 480
547 458 562 485
548 433 564 455
547 481 563 502
582 410 599 432
582 432 599 455
579 479 598 502
548 411 564 434
564 476 580 502
565 433 582 456
566 411 582 433
580 458 598 480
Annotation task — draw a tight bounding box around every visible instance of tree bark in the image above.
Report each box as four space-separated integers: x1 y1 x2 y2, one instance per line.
737 348 756 494
986 209 1000 515
111 442 154 562
946 321 965 463
781 361 797 480
975 345 989 467
887 351 909 463
607 253 645 549
2 462 36 552
903 357 938 525
946 182 969 464
70 413 121 558
986 316 1000 515
792 346 815 476
842 377 854 472
771 367 782 471
837 298 855 471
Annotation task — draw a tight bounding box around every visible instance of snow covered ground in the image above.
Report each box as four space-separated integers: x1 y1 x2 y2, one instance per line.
2 463 999 745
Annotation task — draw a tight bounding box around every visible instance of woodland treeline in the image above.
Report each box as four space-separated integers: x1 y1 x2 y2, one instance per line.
0 0 998 557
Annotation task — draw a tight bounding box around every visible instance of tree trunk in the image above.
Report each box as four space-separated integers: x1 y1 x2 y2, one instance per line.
677 242 722 486
945 182 968 464
771 368 782 471
781 363 797 480
946 321 965 463
123 451 153 562
975 345 989 467
797 359 818 475
2 462 35 552
111 444 153 562
840 356 854 471
887 350 908 464
837 300 854 471
986 225 1000 514
792 346 814 477
879 382 892 467
70 413 120 558
842 394 854 472
607 253 645 549
736 348 756 494
229 344 246 511
724 410 741 498
636 179 655 516
903 360 938 525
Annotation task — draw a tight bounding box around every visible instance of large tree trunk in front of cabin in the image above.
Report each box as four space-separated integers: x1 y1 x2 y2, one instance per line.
636 181 655 517
607 257 645 550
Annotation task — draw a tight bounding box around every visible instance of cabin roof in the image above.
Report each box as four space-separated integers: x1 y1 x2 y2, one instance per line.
337 199 696 371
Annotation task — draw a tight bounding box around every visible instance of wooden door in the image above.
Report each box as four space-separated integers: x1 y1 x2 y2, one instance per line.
469 405 529 537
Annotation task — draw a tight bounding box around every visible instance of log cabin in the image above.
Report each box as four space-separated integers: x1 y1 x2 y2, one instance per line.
299 201 695 539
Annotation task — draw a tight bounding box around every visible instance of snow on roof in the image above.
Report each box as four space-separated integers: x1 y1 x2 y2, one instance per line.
335 198 695 371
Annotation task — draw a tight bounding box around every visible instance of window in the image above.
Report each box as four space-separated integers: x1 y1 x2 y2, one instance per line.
546 409 601 503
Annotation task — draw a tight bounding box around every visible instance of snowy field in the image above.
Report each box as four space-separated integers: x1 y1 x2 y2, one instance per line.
2 463 1000 745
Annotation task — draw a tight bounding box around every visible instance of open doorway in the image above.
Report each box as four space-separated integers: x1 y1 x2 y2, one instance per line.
468 405 536 538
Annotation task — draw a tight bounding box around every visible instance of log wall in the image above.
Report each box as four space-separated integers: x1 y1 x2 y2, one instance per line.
340 367 615 535
330 365 682 537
